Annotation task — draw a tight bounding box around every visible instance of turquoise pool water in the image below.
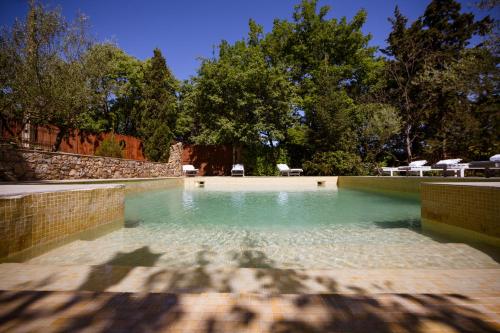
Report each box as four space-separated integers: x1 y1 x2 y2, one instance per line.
26 188 499 269
126 188 420 230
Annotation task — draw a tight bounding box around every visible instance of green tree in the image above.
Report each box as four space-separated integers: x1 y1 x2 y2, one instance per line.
87 45 145 137
382 0 493 161
189 21 297 166
0 0 94 150
353 103 401 164
417 47 499 160
139 48 178 162
263 0 385 171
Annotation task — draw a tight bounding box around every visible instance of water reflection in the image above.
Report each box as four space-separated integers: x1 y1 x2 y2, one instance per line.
230 192 245 207
277 191 288 205
182 191 194 209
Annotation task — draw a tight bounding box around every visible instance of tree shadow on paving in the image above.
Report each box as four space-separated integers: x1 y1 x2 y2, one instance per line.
78 245 163 292
145 249 221 293
267 292 498 333
143 248 339 294
0 247 498 332
1 288 497 332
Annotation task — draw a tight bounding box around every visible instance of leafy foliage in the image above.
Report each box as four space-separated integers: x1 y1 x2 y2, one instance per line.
0 1 93 150
382 0 494 162
95 135 124 158
138 49 177 162
303 151 366 176
1 0 498 173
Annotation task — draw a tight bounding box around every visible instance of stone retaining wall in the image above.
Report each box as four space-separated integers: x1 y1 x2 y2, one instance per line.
0 143 182 181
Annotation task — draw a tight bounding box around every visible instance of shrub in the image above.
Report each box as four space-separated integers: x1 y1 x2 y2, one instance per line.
303 151 367 175
142 123 173 162
243 145 290 176
95 135 124 158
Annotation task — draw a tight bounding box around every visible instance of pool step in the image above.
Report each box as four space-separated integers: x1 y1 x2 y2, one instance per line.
25 241 500 269
0 263 499 295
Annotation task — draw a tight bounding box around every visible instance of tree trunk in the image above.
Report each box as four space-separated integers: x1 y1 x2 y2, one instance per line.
53 127 67 152
268 136 277 166
404 124 412 163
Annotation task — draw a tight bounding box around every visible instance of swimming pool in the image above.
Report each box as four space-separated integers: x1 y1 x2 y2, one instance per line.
26 187 499 269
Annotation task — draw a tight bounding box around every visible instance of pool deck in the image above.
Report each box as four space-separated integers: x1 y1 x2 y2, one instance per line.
0 263 498 332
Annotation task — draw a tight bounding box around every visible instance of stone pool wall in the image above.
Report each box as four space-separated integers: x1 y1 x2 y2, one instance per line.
337 176 498 197
421 182 500 247
0 143 182 181
0 185 125 259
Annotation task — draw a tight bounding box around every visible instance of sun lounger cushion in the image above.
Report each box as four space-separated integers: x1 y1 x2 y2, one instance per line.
182 165 197 171
435 159 462 166
408 160 427 167
490 154 500 162
277 164 290 172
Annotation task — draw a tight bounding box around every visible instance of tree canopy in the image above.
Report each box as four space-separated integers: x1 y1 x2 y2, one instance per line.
1 0 497 172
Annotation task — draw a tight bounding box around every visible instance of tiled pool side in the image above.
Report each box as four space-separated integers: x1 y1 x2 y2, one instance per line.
338 175 498 196
0 176 500 258
422 182 500 247
34 176 184 194
1 176 499 261
0 184 125 259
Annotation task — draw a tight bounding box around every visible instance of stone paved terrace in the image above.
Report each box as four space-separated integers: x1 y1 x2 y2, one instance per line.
0 263 499 332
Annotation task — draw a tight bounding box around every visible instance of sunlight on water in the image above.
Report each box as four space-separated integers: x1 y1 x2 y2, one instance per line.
126 188 421 230
26 188 499 269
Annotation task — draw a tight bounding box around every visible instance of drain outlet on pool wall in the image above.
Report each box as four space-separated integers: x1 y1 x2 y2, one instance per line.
317 181 325 187
196 181 205 188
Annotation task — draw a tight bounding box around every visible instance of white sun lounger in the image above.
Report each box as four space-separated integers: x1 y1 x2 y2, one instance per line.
430 159 469 177
380 167 399 176
467 154 500 177
277 164 303 176
397 160 431 177
381 160 430 177
182 165 199 177
231 164 244 176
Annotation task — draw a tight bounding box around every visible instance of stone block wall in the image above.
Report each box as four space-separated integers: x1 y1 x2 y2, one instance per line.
0 142 182 180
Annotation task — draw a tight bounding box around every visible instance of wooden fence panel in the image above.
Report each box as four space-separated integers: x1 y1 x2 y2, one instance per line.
1 122 145 161
182 144 239 176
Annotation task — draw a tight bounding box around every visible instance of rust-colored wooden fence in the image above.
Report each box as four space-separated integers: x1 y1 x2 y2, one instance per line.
182 144 240 176
1 122 241 168
1 122 146 160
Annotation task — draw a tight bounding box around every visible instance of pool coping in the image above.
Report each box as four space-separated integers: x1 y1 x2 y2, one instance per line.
0 183 125 198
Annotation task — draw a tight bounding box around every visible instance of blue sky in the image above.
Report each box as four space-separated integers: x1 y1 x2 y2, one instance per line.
1 1 495 81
